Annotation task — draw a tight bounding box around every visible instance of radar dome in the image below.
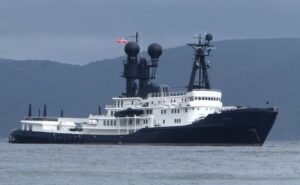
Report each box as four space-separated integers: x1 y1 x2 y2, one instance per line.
148 43 162 59
124 42 140 57
205 33 213 41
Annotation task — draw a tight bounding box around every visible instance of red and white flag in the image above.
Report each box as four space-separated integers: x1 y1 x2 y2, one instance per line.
116 38 128 44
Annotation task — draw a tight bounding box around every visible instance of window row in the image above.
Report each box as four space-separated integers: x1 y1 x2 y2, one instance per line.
174 119 181 123
160 107 216 115
115 101 124 107
161 109 167 114
190 97 221 101
171 109 180 114
103 120 117 126
145 110 153 114
161 109 181 114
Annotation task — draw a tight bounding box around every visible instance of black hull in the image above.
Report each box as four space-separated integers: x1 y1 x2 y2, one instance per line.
9 107 278 146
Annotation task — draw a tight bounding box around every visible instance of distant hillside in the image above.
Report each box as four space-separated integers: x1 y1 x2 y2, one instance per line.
0 38 299 140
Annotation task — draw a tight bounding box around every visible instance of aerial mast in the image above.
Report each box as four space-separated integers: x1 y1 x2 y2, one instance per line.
187 33 215 91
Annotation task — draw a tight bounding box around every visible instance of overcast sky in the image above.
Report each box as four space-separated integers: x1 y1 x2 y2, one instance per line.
0 0 299 64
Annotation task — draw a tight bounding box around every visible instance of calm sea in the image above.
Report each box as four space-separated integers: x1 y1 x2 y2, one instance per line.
0 139 299 185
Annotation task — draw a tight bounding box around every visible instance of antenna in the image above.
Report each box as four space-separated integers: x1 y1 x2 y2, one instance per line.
126 31 140 43
187 33 215 91
135 31 138 43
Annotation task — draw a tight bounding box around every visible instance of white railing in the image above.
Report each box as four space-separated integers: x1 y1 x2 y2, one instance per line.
148 91 187 98
148 89 221 98
105 104 116 108
192 88 221 92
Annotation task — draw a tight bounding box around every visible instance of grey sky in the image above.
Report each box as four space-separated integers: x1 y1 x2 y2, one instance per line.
0 0 299 64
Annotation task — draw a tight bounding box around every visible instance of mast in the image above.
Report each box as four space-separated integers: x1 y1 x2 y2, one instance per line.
187 33 215 91
123 32 163 98
135 32 138 43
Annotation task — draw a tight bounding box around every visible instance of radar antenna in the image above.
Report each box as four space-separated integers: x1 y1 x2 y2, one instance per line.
187 33 215 91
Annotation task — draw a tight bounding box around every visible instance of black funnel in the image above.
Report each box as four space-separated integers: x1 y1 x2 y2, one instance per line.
60 110 64 117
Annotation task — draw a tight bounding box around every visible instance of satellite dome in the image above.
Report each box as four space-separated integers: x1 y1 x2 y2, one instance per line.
148 43 162 59
124 42 140 57
205 33 213 41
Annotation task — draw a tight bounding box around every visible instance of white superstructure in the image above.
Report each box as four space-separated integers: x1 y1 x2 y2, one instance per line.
20 89 230 136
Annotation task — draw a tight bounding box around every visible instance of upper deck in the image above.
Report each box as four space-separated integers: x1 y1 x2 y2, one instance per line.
148 89 221 98
105 89 222 110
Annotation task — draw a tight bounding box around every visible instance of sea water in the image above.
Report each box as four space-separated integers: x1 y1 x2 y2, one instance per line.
0 138 299 185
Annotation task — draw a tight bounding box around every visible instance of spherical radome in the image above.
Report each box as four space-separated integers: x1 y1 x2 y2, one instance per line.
148 43 162 59
205 33 213 41
124 42 140 57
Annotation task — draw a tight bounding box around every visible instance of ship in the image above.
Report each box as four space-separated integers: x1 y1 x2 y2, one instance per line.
9 33 278 145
